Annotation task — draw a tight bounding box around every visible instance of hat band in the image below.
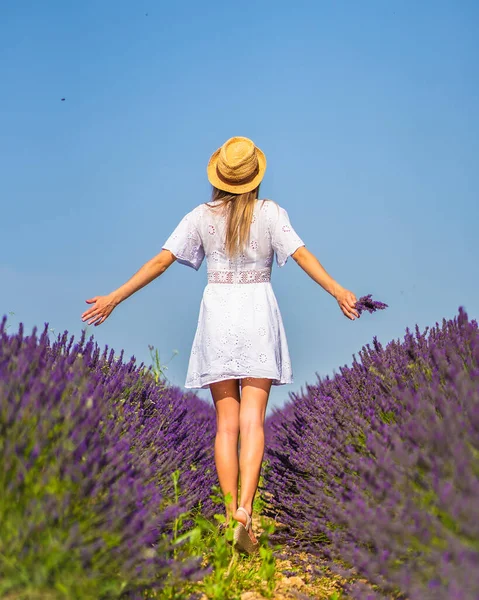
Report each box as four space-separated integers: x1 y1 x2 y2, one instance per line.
216 163 260 187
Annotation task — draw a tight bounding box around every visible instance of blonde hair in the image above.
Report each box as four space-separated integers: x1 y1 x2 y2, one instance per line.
206 185 262 258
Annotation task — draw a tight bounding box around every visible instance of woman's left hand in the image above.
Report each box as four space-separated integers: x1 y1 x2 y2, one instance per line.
81 294 118 327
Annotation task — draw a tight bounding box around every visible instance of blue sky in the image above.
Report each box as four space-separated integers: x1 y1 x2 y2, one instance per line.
1 0 478 414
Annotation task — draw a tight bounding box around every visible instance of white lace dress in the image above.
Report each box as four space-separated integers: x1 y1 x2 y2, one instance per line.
162 199 305 389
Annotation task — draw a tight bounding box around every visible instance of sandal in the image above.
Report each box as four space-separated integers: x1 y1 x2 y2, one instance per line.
232 506 259 555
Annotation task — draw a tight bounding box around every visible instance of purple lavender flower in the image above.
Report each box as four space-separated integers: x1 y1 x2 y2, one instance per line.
0 315 217 597
262 307 479 600
355 294 389 315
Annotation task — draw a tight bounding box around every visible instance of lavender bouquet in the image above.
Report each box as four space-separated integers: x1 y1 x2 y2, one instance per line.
355 294 388 315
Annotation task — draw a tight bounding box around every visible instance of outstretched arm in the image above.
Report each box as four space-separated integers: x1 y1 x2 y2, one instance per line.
109 250 177 305
292 246 359 320
81 249 177 326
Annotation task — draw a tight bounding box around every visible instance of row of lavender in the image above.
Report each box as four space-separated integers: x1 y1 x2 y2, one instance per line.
262 307 479 600
0 316 217 599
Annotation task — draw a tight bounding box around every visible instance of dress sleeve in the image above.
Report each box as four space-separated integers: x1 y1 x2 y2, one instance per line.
270 204 305 267
162 208 205 271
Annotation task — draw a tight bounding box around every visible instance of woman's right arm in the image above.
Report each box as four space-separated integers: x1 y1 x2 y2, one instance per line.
292 246 359 320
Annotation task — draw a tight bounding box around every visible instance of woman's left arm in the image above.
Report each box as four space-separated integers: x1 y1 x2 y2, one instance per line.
81 249 176 326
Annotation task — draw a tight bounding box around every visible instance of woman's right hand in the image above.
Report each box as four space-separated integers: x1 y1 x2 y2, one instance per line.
335 286 360 320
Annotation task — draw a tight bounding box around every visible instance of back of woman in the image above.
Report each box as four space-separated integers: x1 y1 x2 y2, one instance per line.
81 135 359 555
200 199 303 274
162 194 305 390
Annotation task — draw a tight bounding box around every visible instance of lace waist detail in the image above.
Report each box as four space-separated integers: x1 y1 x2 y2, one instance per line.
207 268 271 284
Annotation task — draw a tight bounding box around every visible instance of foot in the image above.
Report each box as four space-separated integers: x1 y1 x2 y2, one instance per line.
234 508 258 545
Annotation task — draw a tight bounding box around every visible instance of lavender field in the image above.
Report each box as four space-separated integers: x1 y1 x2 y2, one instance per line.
0 316 218 598
1 308 478 599
263 307 479 600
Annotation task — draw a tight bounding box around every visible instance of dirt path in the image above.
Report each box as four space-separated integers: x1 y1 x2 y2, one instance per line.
233 514 348 600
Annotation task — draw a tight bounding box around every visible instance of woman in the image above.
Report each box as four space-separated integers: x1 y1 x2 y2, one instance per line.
81 136 359 555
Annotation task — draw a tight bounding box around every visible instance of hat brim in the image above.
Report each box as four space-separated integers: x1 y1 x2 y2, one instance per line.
207 146 267 194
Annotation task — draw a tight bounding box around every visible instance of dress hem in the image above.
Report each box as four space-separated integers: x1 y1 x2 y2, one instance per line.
184 374 293 390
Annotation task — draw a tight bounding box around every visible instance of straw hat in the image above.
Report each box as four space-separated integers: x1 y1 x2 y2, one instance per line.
207 136 266 194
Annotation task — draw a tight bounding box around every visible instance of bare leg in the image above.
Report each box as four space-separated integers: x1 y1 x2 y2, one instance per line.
234 377 272 543
210 379 241 523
